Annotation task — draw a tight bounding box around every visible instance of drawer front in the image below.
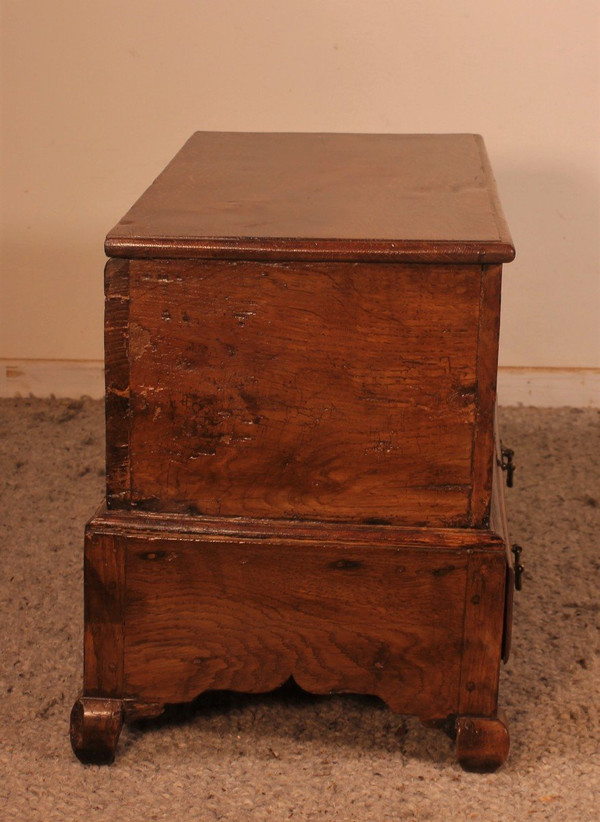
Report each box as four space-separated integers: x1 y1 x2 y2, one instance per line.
106 259 500 526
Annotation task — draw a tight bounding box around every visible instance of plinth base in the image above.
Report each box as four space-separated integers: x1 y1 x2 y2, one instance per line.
72 504 510 770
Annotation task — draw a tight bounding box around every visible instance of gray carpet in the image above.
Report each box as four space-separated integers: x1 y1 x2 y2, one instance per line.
1 399 598 821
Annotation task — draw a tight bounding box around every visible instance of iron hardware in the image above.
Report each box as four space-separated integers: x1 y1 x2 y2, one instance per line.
499 445 515 487
512 544 524 591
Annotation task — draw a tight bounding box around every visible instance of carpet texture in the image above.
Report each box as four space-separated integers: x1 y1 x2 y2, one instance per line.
1 399 598 821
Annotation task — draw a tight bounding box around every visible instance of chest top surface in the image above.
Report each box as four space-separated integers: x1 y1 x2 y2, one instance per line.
106 132 514 264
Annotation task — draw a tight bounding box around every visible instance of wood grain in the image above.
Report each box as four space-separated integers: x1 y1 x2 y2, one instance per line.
83 528 125 697
458 551 507 716
91 505 506 552
82 132 517 766
105 133 515 264
80 505 506 720
469 265 502 525
455 710 510 772
70 696 124 765
115 259 488 525
122 531 470 718
104 258 130 507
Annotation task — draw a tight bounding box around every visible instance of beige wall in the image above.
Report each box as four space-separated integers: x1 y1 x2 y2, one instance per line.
1 0 599 371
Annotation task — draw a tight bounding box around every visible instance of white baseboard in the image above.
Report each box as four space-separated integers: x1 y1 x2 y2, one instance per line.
1 360 599 408
497 367 600 408
0 359 105 399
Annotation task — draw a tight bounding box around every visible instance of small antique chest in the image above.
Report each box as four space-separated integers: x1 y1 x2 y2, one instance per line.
71 133 517 770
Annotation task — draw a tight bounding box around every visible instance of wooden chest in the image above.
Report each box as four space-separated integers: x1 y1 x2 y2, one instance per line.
70 133 517 770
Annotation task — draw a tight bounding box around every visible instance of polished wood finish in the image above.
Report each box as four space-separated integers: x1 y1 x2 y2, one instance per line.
91 505 506 549
73 504 509 766
455 711 510 772
104 258 130 506
83 528 124 697
106 132 514 264
86 509 506 718
458 551 506 716
106 258 502 526
70 697 124 765
470 265 503 524
72 133 516 768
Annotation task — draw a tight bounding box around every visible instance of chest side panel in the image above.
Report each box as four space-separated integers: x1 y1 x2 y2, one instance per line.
117 259 484 525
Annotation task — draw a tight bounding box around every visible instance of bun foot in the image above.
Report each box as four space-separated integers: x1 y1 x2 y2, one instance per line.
455 711 510 772
70 697 124 765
